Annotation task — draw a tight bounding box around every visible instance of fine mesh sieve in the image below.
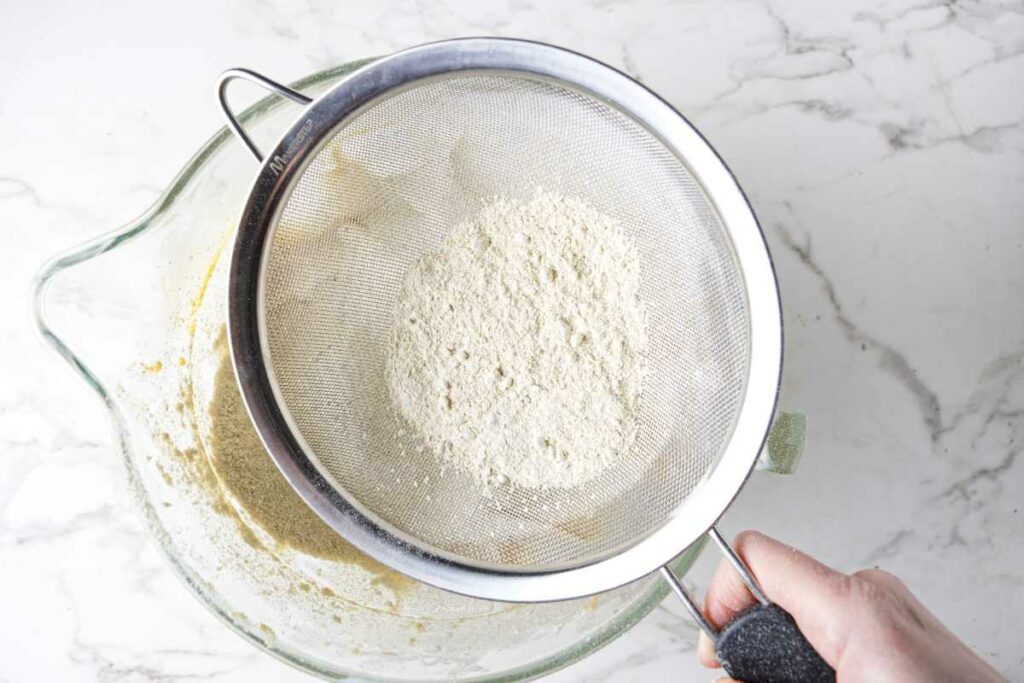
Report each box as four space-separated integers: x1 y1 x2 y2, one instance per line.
264 72 749 572
219 39 833 682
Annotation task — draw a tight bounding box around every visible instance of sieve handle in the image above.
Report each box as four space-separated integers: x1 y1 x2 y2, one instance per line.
661 527 835 683
714 603 833 682
216 68 313 163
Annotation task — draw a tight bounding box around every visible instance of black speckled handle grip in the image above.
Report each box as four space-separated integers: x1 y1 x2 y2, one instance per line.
717 603 835 683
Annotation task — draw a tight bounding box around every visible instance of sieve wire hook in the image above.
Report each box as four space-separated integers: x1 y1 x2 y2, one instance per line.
216 68 313 163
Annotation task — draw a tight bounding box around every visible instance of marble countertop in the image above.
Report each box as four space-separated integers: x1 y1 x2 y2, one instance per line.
2 0 1022 680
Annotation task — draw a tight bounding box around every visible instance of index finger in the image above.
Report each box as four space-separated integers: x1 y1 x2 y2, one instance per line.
700 530 852 666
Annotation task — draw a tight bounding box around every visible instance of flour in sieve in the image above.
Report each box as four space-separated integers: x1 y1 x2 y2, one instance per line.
387 189 648 490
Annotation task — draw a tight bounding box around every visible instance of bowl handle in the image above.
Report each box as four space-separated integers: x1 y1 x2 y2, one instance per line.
757 411 805 475
216 68 312 163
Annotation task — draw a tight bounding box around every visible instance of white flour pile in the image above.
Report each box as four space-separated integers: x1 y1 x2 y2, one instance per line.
387 189 648 490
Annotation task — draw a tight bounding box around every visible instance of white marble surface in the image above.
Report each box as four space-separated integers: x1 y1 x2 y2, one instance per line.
2 0 1022 680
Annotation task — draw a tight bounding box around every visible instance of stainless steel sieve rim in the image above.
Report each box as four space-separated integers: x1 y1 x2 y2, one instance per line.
222 37 783 602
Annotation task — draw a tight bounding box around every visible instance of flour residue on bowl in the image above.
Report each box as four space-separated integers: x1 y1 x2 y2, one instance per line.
206 330 414 593
179 328 413 598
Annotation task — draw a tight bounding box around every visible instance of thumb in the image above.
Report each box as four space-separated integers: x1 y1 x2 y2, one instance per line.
702 530 855 667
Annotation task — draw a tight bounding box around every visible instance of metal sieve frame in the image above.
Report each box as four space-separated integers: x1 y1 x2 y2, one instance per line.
222 38 783 602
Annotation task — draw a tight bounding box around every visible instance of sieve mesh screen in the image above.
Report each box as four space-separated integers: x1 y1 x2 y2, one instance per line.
261 73 749 571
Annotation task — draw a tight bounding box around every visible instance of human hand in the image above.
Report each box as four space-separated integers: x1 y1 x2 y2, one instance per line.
698 531 1005 683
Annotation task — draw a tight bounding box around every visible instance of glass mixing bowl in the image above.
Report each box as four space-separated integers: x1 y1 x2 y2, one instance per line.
31 59 712 682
